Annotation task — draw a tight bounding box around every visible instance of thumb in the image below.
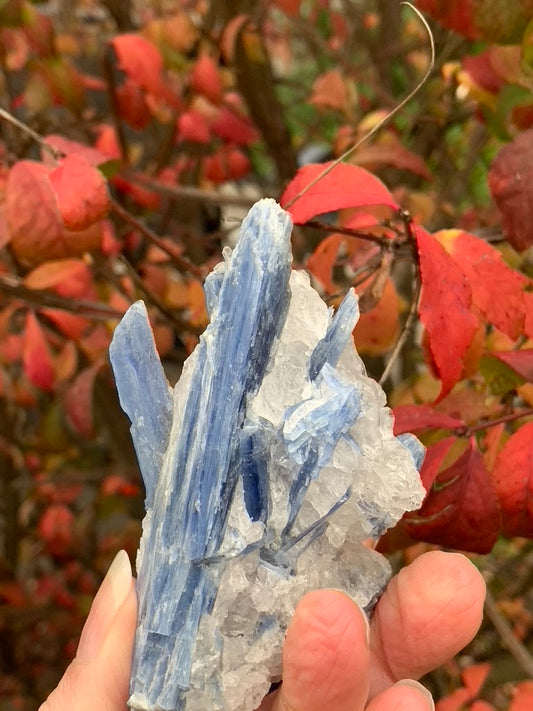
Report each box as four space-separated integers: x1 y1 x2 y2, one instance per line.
265 590 371 711
39 549 137 711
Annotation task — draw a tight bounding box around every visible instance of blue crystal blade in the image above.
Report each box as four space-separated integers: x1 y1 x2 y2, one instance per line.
109 301 172 506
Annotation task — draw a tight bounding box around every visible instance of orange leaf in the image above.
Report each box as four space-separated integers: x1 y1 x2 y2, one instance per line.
23 311 54 391
307 233 346 293
462 662 491 697
24 258 93 298
353 278 399 356
509 681 533 711
415 226 479 400
435 688 471 711
492 422 533 538
309 70 349 113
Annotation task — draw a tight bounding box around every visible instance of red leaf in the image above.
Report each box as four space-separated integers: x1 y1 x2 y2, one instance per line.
48 154 110 231
393 404 465 435
280 162 399 224
23 311 54 391
444 230 527 339
492 422 533 537
525 292 533 339
203 147 251 183
415 226 479 400
5 160 102 265
6 160 62 263
190 54 223 104
489 129 533 251
44 134 110 167
273 0 301 16
40 309 89 340
115 78 152 129
462 50 504 94
38 504 74 556
417 0 533 43
177 109 211 144
415 0 478 39
111 34 181 108
63 364 100 437
417 436 456 492
406 437 500 553
487 350 533 383
210 107 259 145
111 34 162 94
102 474 141 498
462 663 491 697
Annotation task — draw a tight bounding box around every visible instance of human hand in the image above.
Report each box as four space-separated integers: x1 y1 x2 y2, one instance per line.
38 549 485 711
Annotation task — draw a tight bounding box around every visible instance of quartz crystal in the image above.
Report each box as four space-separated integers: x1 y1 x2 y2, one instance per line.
109 199 426 711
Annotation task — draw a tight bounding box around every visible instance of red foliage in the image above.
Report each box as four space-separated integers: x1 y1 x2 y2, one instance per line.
488 129 533 251
38 504 75 557
492 422 533 538
48 154 110 231
414 226 479 400
405 437 500 553
281 162 399 222
23 311 54 391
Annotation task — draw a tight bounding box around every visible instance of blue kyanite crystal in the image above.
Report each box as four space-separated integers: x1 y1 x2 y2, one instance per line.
109 199 425 711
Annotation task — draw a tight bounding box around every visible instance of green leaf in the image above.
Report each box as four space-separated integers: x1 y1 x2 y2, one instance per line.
480 353 525 396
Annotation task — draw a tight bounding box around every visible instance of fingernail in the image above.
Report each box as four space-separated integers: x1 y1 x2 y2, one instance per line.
76 549 132 663
396 679 435 710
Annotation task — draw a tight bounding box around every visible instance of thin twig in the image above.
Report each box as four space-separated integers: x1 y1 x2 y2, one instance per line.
457 408 533 438
0 106 62 162
124 173 269 208
110 199 204 279
0 275 124 320
306 219 401 248
379 268 421 385
284 2 435 210
484 588 533 679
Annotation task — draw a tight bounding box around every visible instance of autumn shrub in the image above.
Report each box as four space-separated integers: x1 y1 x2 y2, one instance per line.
0 1 532 709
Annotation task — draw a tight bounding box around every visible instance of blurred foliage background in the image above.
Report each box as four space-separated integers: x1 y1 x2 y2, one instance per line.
0 1 533 709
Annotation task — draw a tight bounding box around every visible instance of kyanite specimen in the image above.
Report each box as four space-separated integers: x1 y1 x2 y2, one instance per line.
109 199 425 711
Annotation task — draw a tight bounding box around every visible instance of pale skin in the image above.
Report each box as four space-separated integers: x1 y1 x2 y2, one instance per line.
39 549 486 711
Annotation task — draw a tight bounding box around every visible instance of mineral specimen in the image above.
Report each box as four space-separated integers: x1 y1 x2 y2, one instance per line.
109 199 425 711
